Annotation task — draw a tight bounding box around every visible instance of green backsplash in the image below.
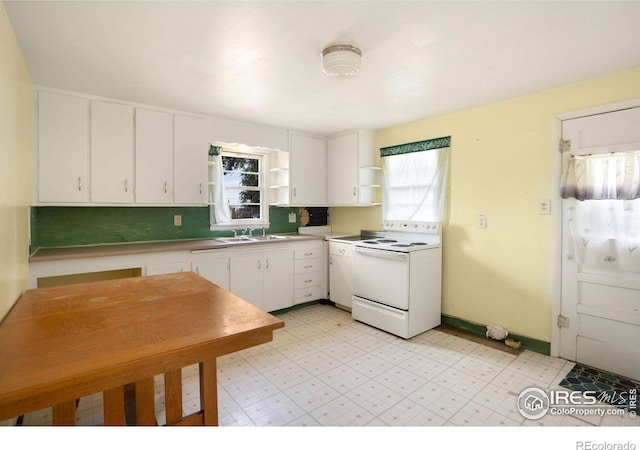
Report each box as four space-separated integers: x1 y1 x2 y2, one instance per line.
31 206 300 249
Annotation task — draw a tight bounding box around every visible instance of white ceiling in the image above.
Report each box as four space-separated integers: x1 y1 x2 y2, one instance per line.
5 1 640 136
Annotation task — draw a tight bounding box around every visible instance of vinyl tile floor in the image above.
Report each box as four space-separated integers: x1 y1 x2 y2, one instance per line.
11 303 640 427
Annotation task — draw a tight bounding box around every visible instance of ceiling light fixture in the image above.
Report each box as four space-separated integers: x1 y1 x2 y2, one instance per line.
321 44 361 78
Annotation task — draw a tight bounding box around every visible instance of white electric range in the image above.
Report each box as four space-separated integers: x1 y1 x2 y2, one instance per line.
351 221 442 339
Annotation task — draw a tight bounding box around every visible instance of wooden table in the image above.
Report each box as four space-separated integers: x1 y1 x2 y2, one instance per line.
0 272 284 426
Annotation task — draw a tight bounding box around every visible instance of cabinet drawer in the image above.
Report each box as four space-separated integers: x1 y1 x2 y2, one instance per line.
295 272 322 289
330 242 353 257
294 246 323 260
295 285 323 304
294 258 322 274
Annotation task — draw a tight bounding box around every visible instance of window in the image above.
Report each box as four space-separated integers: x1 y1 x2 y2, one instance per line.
209 146 269 229
222 153 263 220
381 136 450 223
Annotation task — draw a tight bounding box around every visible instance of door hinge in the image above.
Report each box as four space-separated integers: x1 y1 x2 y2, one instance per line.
559 139 571 153
557 315 570 328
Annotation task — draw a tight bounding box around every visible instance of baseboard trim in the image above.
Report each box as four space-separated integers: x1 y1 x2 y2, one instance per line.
441 314 551 355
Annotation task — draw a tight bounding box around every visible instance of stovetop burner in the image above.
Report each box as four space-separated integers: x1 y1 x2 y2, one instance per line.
352 221 442 253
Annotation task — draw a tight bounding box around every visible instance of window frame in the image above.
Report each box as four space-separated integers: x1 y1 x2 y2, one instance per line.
209 148 270 231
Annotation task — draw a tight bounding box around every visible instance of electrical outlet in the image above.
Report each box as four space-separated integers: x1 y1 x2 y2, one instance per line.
288 212 296 223
174 215 182 226
477 214 487 229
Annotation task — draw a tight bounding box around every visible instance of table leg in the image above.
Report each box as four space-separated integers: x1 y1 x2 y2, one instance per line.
135 378 157 425
199 359 218 426
104 385 126 425
52 400 76 425
165 369 183 425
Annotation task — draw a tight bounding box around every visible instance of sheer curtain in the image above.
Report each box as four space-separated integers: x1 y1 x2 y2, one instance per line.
210 145 232 225
381 136 450 223
561 151 640 271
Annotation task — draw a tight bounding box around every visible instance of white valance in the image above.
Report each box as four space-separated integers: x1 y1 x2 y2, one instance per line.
561 151 640 200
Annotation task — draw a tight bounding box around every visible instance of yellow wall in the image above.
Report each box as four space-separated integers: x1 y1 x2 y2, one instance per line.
0 1 34 321
331 67 640 342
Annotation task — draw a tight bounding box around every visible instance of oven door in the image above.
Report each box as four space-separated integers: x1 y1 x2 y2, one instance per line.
352 246 409 310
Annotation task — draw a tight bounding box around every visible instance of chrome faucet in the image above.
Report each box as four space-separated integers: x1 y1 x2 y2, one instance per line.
261 227 266 237
242 226 251 236
231 230 238 237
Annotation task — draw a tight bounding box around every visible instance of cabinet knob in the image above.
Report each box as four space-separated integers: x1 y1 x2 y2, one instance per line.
78 177 82 191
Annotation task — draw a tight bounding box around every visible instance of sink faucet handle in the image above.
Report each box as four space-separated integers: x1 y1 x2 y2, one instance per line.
231 230 238 237
261 226 266 237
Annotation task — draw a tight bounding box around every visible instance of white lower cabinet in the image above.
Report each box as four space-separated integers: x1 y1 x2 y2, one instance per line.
29 240 324 311
329 241 353 308
191 251 230 290
145 261 191 276
294 242 324 304
229 248 294 312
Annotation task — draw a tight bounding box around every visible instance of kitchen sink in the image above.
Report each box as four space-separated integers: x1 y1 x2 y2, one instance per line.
215 236 258 243
253 235 290 241
216 234 291 244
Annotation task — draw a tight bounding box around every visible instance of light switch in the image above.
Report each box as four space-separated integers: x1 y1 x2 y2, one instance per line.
174 215 182 226
477 215 487 229
288 212 296 223
538 199 551 215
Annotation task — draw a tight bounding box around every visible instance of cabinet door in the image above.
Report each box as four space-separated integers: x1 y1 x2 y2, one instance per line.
192 255 229 290
327 131 358 205
146 261 191 275
90 101 134 203
229 253 264 309
174 115 208 204
37 91 89 203
263 250 294 312
135 108 173 204
329 251 352 308
289 133 327 205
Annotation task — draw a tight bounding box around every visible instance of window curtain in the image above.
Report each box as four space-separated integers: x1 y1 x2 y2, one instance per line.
381 136 450 223
561 151 640 271
209 145 232 224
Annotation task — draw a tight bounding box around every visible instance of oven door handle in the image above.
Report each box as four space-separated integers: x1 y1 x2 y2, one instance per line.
354 246 409 260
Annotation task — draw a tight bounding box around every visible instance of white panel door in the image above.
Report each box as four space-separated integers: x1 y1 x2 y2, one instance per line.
37 91 89 203
135 108 173 204
560 106 640 380
174 114 208 204
90 100 134 203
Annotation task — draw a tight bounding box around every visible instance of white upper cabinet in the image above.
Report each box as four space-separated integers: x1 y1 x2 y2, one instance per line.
37 91 89 203
327 129 380 206
288 132 327 206
90 100 134 204
174 115 208 205
135 108 174 204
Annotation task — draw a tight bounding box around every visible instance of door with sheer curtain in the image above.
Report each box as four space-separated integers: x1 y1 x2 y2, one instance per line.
560 106 640 380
